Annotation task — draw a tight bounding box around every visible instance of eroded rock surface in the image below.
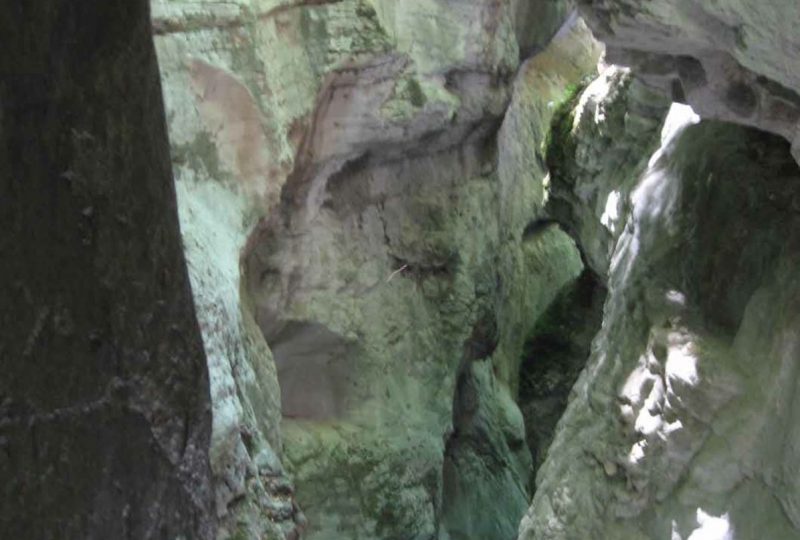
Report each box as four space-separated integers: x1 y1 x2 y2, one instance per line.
516 3 800 538
521 104 800 540
243 13 601 533
153 1 305 537
6 1 800 539
577 0 800 164
151 1 800 539
152 0 607 537
519 270 606 472
544 65 669 276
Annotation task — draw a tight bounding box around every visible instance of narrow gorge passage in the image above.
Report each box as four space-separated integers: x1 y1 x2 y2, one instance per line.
522 103 800 540
4 1 800 540
148 0 800 537
519 269 606 473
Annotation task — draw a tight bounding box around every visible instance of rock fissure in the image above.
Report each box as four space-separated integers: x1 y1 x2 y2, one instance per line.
9 1 800 539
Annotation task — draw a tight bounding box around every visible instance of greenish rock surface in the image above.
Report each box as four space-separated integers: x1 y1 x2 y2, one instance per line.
520 105 800 539
544 66 669 276
518 2 800 537
243 14 603 540
510 62 669 480
247 146 586 539
6 1 800 540
153 2 800 539
152 0 603 538
152 0 315 536
518 270 606 472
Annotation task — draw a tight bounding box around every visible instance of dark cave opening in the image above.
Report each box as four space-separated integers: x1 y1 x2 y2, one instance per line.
265 320 355 420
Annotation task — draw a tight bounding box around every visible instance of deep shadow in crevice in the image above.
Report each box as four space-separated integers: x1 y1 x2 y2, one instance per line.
522 218 561 240
518 269 606 486
264 319 356 421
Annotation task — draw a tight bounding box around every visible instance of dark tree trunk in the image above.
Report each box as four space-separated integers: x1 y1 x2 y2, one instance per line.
0 2 215 538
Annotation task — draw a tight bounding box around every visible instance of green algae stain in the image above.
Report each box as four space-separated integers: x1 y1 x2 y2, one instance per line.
543 81 587 183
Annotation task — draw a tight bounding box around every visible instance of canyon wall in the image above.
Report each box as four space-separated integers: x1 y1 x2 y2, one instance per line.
151 1 606 538
522 101 800 540
517 2 800 538
150 1 800 539
4 1 799 539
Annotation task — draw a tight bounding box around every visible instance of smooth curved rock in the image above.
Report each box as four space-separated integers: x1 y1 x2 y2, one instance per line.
521 104 800 540
577 0 800 164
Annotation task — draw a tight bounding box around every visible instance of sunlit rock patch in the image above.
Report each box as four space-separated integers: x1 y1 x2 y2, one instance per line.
521 103 800 539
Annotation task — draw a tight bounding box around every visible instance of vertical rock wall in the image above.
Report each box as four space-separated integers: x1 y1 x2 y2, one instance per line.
0 2 214 539
518 2 800 538
521 104 800 539
5 2 800 539
242 14 602 540
151 1 610 538
152 1 305 536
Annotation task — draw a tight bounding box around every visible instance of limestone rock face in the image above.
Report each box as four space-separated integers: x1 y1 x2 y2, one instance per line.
517 2 800 539
7 2 800 540
510 66 669 477
151 0 606 537
152 1 305 537
150 1 800 539
242 12 601 540
521 104 800 539
0 2 214 539
576 0 800 164
544 65 669 277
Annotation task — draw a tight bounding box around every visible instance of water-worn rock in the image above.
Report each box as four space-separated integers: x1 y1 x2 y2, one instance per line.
577 0 800 164
151 1 607 538
521 104 800 539
7 2 800 540
518 3 800 537
518 270 607 472
152 1 306 536
0 2 214 538
240 6 600 540
510 63 669 480
544 65 669 276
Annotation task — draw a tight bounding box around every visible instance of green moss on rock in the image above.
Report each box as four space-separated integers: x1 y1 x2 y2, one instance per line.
543 80 587 184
